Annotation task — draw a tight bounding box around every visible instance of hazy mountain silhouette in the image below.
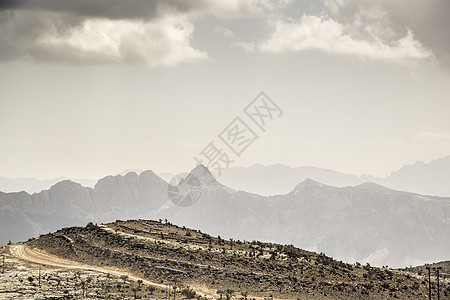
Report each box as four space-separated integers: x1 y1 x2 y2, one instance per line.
2 156 449 197
0 176 96 194
215 163 366 195
381 156 450 196
216 156 450 197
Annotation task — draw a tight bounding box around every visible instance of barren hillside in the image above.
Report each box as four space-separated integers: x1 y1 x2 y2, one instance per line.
21 219 450 299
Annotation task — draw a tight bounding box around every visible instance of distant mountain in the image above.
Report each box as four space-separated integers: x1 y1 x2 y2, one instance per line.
1 166 449 268
159 173 450 268
214 163 367 196
156 172 176 183
3 156 450 197
0 170 168 243
116 169 144 176
381 156 450 196
216 156 450 197
0 176 96 194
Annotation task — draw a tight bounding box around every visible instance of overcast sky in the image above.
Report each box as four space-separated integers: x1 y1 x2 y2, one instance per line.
1 0 450 180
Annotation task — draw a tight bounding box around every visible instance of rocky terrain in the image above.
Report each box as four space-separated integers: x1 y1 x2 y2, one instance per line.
401 261 450 280
19 219 450 299
0 244 168 299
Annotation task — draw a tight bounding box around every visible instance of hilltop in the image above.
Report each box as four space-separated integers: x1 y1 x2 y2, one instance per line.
16 219 449 299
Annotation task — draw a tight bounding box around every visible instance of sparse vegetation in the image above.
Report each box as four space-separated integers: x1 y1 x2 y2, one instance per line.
7 219 444 300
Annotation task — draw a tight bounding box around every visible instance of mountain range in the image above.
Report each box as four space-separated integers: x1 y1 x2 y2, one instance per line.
2 156 450 197
216 156 450 197
1 165 449 268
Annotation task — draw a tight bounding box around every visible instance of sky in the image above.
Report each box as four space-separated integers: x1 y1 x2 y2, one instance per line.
0 0 450 180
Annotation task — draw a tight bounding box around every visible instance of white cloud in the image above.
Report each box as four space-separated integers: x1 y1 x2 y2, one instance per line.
38 16 208 66
256 15 430 61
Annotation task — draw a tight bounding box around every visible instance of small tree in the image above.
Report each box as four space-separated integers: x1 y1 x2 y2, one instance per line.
132 287 140 299
137 279 143 288
217 290 224 300
81 280 86 297
181 288 196 299
225 289 234 300
148 286 156 294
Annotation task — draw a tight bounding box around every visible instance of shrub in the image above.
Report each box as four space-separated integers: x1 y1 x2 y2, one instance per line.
181 288 196 299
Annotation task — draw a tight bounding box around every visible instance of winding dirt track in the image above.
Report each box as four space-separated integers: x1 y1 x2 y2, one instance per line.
9 244 216 296
8 242 286 300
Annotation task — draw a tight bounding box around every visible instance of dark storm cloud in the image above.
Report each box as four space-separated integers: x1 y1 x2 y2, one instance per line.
329 0 450 68
0 0 224 64
0 10 85 62
0 0 212 20
383 0 450 67
0 0 258 64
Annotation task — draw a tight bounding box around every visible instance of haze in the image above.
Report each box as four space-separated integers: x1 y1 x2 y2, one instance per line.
1 0 450 180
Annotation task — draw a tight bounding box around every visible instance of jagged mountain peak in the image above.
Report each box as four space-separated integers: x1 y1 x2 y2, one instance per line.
190 164 216 182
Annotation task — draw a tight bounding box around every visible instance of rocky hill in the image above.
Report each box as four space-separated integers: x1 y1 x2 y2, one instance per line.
25 219 450 299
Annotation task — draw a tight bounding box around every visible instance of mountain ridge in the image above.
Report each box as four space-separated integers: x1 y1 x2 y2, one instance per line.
215 156 450 197
2 156 450 197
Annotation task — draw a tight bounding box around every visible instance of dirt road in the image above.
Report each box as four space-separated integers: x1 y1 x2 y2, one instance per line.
9 244 277 299
9 244 215 295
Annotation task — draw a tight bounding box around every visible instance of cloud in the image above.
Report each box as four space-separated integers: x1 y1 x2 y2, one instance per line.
41 16 208 66
255 15 430 61
323 0 450 68
213 25 235 38
0 10 208 65
0 0 261 20
0 0 261 65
